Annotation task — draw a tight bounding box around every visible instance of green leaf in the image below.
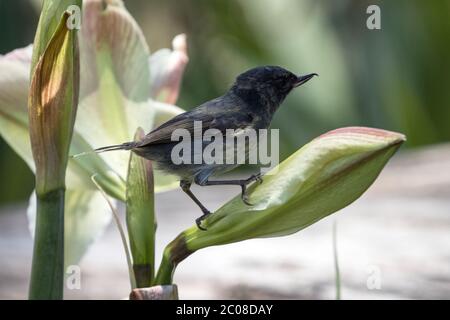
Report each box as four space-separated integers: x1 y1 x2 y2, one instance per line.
126 128 156 288
155 127 406 284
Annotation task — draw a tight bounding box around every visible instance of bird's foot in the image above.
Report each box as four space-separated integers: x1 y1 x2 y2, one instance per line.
241 173 264 206
195 210 211 231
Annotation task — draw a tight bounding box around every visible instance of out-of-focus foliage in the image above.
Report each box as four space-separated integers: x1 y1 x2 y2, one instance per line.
0 0 449 204
0 0 38 203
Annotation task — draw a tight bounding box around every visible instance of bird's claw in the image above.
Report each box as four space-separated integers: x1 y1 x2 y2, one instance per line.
241 173 263 206
241 184 254 206
195 212 210 231
242 193 254 206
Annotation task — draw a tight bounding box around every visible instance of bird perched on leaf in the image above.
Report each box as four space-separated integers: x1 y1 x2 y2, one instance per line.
90 66 317 229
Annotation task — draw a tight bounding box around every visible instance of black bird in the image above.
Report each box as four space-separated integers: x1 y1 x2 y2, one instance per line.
94 66 317 229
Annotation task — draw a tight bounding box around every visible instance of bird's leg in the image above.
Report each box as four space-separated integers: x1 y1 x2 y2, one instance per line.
198 173 263 206
180 180 210 231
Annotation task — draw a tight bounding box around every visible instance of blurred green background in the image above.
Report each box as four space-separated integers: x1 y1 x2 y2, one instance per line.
0 0 449 204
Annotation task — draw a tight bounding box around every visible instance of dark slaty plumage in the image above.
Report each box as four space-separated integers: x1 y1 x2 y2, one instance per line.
94 66 317 229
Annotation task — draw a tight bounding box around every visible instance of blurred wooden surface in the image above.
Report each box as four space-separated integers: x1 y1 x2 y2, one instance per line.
1 144 449 299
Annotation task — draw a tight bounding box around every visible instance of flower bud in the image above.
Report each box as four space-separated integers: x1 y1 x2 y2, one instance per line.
28 10 80 194
156 127 406 284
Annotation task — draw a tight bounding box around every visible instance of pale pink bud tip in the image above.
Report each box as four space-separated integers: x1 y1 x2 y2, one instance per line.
318 126 406 144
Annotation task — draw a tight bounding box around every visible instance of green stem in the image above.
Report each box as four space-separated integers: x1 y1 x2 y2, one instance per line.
333 220 341 300
154 250 176 285
29 189 65 300
125 136 156 288
154 234 192 286
134 264 153 288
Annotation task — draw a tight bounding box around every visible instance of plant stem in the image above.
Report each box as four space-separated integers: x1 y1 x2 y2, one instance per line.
126 129 156 288
133 264 153 288
154 234 192 286
27 0 81 300
154 250 176 285
333 220 341 300
29 189 65 300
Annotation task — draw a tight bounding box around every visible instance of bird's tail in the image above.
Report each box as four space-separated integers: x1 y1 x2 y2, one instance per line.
71 142 135 159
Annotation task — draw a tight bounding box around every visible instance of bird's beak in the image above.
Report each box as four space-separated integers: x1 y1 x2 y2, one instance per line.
294 73 318 87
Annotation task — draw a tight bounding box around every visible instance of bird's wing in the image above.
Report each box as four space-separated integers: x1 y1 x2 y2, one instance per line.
135 111 214 146
135 97 254 147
